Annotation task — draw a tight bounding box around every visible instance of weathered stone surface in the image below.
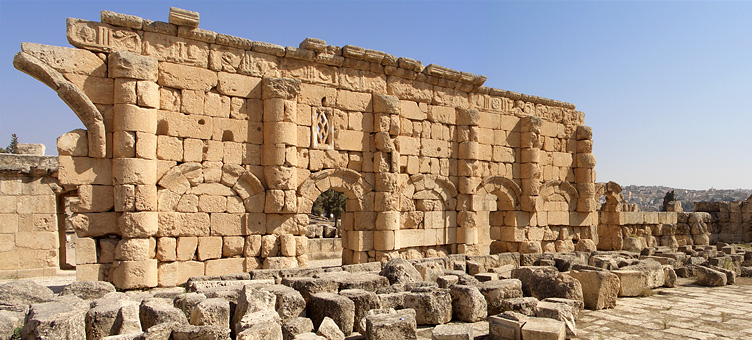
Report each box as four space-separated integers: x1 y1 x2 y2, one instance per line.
316 316 345 340
489 311 529 340
501 297 539 316
307 293 355 335
139 298 189 330
86 294 141 340
235 310 281 338
521 316 566 340
612 270 646 297
432 323 472 340
449 284 487 322
479 279 523 315
281 277 338 302
569 270 619 310
262 284 307 322
621 259 665 289
511 267 583 301
380 258 422 285
364 309 417 340
0 280 55 306
172 324 231 340
282 317 314 340
536 301 577 338
22 299 88 340
339 289 381 333
189 298 230 328
233 285 277 328
402 289 452 325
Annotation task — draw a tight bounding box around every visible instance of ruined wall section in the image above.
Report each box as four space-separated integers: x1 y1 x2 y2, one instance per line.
14 8 596 289
0 149 62 279
694 199 752 244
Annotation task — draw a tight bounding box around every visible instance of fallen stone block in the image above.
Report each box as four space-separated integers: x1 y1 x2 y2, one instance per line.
488 311 528 340
402 289 452 325
173 292 207 319
282 317 314 340
710 266 736 285
171 324 231 340
235 310 281 338
663 265 677 288
380 258 423 285
511 267 583 301
437 275 459 288
0 280 55 306
262 284 307 321
521 316 565 340
449 284 487 322
316 316 344 340
500 297 539 316
364 308 417 340
61 281 117 300
189 298 230 328
0 310 24 340
307 292 355 335
432 323 472 340
542 298 584 319
293 333 326 340
281 277 339 302
139 298 189 331
612 270 646 297
22 299 88 340
86 294 141 340
696 266 727 286
233 285 277 328
621 259 665 288
535 301 576 338
313 272 389 292
479 279 523 315
339 289 381 333
569 270 619 310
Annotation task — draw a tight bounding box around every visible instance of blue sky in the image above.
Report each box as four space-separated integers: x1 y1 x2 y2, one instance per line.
1 1 750 190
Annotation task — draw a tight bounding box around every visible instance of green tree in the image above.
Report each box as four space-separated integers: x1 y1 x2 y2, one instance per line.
0 134 18 154
311 189 347 228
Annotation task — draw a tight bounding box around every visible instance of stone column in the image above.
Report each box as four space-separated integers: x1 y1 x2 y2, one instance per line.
574 125 597 245
262 77 303 269
369 94 400 264
519 116 543 213
109 51 159 289
457 108 482 255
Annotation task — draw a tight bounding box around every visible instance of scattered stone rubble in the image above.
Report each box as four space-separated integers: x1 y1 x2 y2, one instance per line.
2 242 749 340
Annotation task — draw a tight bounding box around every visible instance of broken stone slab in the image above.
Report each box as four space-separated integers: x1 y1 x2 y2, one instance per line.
189 298 230 328
282 317 314 340
449 284 487 322
442 269 481 286
61 281 117 300
379 258 422 285
620 259 665 289
535 301 577 338
235 310 281 337
364 308 417 340
262 284 307 322
293 333 326 340
171 324 231 340
173 292 207 319
696 266 727 286
307 292 355 335
612 270 646 297
488 311 528 340
316 316 344 340
501 297 539 316
663 265 677 288
313 271 389 292
22 298 88 340
0 280 56 307
233 285 277 329
432 323 472 340
479 279 523 315
511 266 583 301
710 266 736 285
139 298 189 331
339 289 380 333
402 288 452 325
0 310 25 340
520 316 566 340
542 298 584 320
86 294 141 340
281 277 339 302
437 275 459 288
569 270 619 310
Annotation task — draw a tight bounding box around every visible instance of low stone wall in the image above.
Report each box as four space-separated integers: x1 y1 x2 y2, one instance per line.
308 237 343 260
0 148 64 279
694 199 752 243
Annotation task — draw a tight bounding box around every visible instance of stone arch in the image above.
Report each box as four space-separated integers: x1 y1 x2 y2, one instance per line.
596 181 624 211
398 174 458 212
157 163 265 213
475 176 522 211
539 180 579 212
297 168 373 213
13 51 106 158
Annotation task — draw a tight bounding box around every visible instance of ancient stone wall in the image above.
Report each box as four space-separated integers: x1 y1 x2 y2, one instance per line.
14 8 597 289
0 145 64 279
694 198 752 244
595 182 712 251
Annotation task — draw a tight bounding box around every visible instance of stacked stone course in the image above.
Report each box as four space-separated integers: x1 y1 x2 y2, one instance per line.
15 7 596 289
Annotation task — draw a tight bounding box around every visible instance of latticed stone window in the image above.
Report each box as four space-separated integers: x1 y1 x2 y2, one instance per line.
312 107 334 149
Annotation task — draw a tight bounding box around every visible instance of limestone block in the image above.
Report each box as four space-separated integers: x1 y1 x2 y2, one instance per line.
336 90 372 112
158 62 217 91
119 212 158 237
222 236 244 257
264 166 297 190
115 238 152 261
569 270 619 310
197 237 222 261
111 259 158 289
450 284 487 323
57 129 89 156
157 237 177 262
169 7 199 27
113 158 157 185
521 317 565 340
75 237 98 265
307 293 355 335
113 104 157 133
176 237 198 261
109 51 158 80
58 156 112 186
261 234 280 257
70 212 118 237
177 261 206 285
189 298 229 328
205 257 246 276
335 130 368 151
210 213 243 236
114 78 137 105
204 91 231 118
113 130 136 158
364 309 417 340
264 256 298 269
432 324 472 340
21 42 106 77
576 153 596 168
280 234 297 257
74 185 114 212
375 211 399 230
156 135 183 162
63 74 113 105
262 77 301 100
